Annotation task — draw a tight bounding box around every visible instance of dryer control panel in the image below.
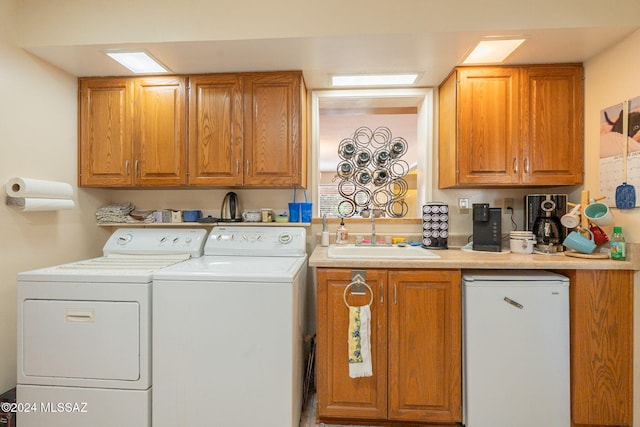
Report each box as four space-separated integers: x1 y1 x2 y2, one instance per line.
103 228 208 257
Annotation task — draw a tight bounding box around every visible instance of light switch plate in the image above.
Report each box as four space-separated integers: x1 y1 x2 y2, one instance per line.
458 198 470 213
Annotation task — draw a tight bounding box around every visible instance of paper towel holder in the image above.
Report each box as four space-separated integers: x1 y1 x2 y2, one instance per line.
5 177 75 211
6 196 24 207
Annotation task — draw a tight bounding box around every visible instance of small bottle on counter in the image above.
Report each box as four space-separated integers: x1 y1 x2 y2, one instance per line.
610 226 626 261
336 218 349 244
321 214 330 247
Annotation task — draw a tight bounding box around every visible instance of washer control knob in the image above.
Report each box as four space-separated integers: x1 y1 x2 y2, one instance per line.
278 232 293 244
117 233 133 245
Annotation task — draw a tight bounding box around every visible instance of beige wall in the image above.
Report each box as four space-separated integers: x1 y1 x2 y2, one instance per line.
1 0 638 419
17 0 634 47
0 0 110 392
584 29 640 242
583 28 640 427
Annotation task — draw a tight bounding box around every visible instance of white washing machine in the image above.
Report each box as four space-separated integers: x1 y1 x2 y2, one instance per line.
152 226 308 427
16 228 207 427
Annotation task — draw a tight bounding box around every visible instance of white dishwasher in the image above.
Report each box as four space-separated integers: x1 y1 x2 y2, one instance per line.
462 270 570 427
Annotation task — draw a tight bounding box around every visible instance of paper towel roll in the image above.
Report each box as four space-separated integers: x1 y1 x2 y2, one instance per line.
7 197 75 212
6 177 74 199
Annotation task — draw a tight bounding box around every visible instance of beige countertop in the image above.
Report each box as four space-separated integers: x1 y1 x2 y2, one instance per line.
309 244 639 270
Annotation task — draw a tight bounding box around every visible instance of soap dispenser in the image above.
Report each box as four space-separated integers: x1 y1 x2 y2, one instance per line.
336 218 349 244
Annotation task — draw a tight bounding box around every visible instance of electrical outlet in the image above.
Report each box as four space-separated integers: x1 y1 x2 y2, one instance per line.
504 198 514 211
458 198 471 213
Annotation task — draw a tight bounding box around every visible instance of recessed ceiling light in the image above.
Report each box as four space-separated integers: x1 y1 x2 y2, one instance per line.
105 50 169 74
463 38 526 64
331 73 419 87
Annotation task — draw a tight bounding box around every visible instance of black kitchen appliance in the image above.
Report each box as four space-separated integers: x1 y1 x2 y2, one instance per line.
525 194 567 253
472 203 502 252
220 191 242 222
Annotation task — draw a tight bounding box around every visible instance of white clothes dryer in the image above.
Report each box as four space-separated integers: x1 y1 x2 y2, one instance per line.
16 228 207 427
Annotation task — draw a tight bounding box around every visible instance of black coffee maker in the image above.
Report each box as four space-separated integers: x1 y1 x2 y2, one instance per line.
525 194 567 253
472 203 502 252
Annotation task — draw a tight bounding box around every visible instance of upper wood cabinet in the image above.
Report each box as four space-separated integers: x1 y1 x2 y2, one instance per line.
316 268 461 425
79 76 187 187
243 71 307 187
438 64 583 188
187 74 244 186
80 71 307 188
188 71 307 187
79 78 133 187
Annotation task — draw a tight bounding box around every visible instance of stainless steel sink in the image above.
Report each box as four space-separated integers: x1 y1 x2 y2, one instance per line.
327 244 440 259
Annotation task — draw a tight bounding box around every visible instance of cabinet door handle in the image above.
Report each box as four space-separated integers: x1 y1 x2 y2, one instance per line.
513 157 518 174
380 283 384 304
135 160 139 177
236 159 239 174
125 160 130 176
393 283 397 305
524 157 530 174
246 160 250 175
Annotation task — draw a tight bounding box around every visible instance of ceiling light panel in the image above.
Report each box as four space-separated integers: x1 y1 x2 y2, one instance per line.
331 73 419 87
463 39 526 64
105 51 169 73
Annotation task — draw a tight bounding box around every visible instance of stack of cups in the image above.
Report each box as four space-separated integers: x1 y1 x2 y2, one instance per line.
509 231 536 254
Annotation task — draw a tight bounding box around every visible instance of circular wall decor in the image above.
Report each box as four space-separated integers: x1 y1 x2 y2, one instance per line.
336 126 409 218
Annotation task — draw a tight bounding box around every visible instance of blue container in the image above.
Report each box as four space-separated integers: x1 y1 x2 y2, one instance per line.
183 210 202 222
288 203 301 222
300 202 313 223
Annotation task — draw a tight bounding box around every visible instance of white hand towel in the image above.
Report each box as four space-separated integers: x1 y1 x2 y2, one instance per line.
348 305 373 378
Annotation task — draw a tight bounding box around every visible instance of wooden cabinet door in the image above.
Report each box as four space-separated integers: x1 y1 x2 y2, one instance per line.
243 72 305 187
388 270 462 423
457 67 520 185
438 71 458 189
133 76 187 186
188 74 244 186
521 65 583 185
79 78 134 187
316 268 387 420
567 269 633 426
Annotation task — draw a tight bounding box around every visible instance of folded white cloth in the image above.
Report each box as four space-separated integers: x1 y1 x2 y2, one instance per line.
348 305 373 378
96 202 135 223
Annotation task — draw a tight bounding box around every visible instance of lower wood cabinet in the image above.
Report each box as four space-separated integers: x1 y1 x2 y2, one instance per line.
316 268 461 425
560 269 634 427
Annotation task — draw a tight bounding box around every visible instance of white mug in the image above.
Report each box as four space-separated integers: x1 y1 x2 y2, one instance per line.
560 204 581 229
584 202 613 226
242 210 261 222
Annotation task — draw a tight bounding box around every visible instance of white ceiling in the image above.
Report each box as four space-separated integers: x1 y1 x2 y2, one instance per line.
16 0 640 89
